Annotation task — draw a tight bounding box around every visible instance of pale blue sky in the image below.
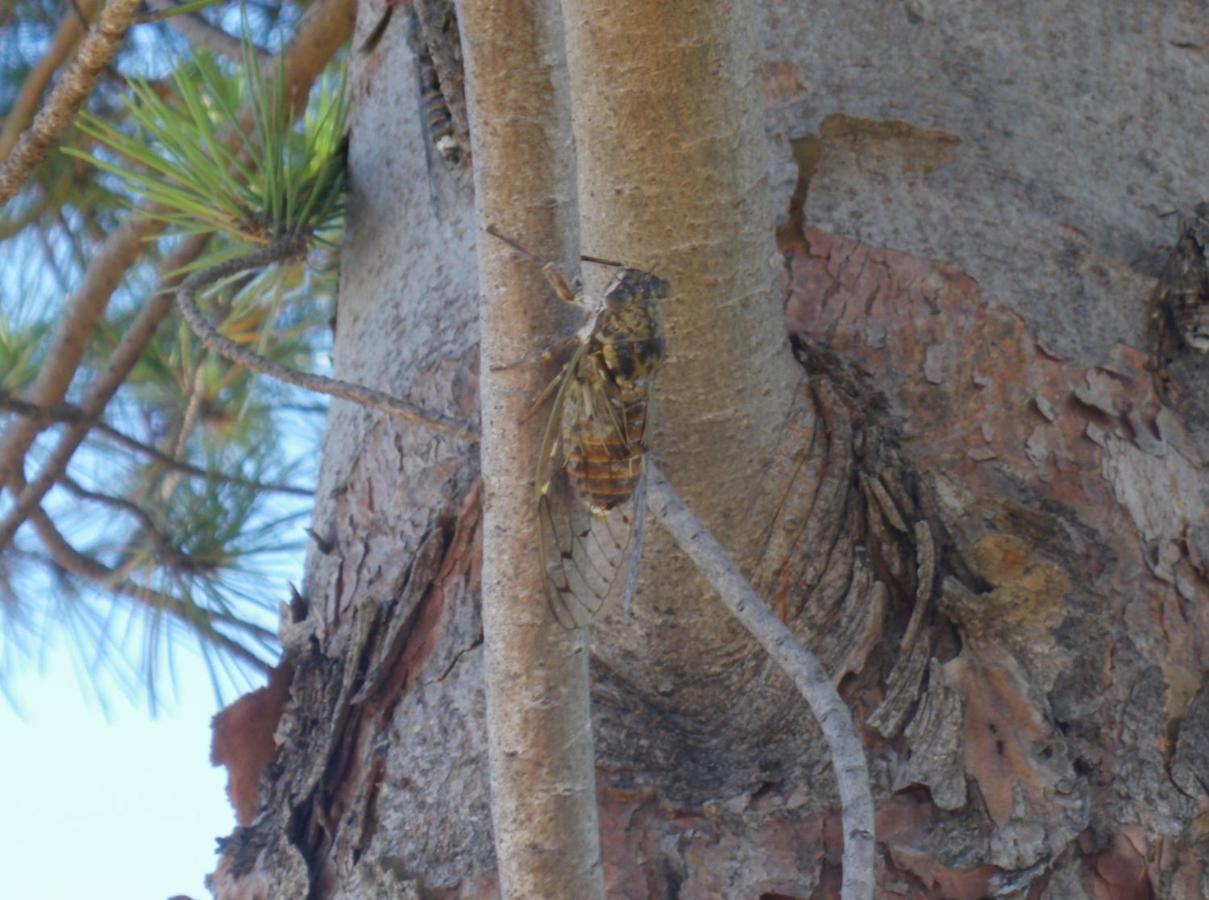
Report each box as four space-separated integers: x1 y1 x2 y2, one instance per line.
1 643 239 899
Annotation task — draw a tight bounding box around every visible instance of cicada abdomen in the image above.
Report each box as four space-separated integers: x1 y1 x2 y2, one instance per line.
564 269 666 510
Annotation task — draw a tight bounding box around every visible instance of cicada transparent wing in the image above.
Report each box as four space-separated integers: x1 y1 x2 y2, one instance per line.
536 358 644 628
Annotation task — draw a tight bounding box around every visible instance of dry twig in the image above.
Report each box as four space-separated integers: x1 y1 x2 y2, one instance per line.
175 240 479 442
646 464 876 900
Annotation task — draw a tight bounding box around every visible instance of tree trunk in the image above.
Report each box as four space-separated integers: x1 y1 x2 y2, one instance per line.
211 2 1209 898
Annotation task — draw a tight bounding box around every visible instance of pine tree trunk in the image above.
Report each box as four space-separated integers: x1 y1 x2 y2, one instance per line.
211 2 1209 897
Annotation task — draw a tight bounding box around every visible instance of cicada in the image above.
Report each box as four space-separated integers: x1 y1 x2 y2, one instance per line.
1150 203 1209 402
1154 203 1209 351
487 226 668 627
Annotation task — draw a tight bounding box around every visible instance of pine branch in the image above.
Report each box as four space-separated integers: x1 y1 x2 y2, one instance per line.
646 464 876 900
56 474 198 572
0 0 357 543
27 506 273 672
0 0 142 205
175 240 480 442
0 0 101 161
0 236 203 554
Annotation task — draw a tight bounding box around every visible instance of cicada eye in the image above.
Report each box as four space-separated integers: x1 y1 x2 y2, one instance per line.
604 271 637 308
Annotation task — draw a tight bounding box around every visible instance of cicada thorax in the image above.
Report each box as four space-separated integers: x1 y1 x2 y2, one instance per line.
562 269 667 513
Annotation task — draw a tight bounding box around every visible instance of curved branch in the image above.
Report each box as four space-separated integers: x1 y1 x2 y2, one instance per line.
175 240 479 442
0 0 142 205
646 464 876 900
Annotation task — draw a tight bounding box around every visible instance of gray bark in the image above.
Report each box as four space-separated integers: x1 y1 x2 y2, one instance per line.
211 2 1209 897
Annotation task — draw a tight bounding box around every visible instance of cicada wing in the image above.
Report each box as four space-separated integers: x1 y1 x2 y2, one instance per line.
538 477 634 628
535 375 640 628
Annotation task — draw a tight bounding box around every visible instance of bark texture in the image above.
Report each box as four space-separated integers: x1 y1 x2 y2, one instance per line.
460 0 602 894
211 2 1209 897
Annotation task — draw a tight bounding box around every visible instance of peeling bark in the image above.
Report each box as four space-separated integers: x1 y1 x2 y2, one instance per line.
209 2 1209 897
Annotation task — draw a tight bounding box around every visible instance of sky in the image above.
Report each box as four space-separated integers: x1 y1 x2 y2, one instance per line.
1 644 238 900
0 10 317 899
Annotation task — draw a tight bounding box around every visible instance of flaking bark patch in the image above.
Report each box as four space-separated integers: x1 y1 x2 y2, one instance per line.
211 661 296 826
210 485 485 898
784 224 1209 895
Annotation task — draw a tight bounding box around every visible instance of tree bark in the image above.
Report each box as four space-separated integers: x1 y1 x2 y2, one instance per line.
459 0 602 895
211 2 1209 897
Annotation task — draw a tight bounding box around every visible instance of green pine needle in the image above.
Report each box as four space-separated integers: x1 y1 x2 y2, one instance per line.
63 31 348 264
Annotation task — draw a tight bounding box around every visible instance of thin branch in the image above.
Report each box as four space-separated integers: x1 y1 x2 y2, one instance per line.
141 0 270 63
159 349 210 501
646 464 876 900
0 390 315 496
176 239 480 442
56 473 195 571
0 0 142 205
65 0 91 29
27 506 273 672
0 0 100 161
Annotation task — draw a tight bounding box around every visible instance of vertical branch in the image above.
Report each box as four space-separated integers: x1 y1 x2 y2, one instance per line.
558 0 805 722
457 0 602 896
647 465 876 900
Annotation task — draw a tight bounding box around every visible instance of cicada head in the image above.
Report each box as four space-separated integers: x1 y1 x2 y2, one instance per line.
603 268 670 311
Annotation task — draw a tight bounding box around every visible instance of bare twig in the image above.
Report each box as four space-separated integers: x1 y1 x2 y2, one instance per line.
0 0 142 205
0 236 203 553
27 506 273 672
646 464 876 900
175 240 479 442
141 0 270 63
57 474 196 570
0 390 314 496
0 0 100 161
